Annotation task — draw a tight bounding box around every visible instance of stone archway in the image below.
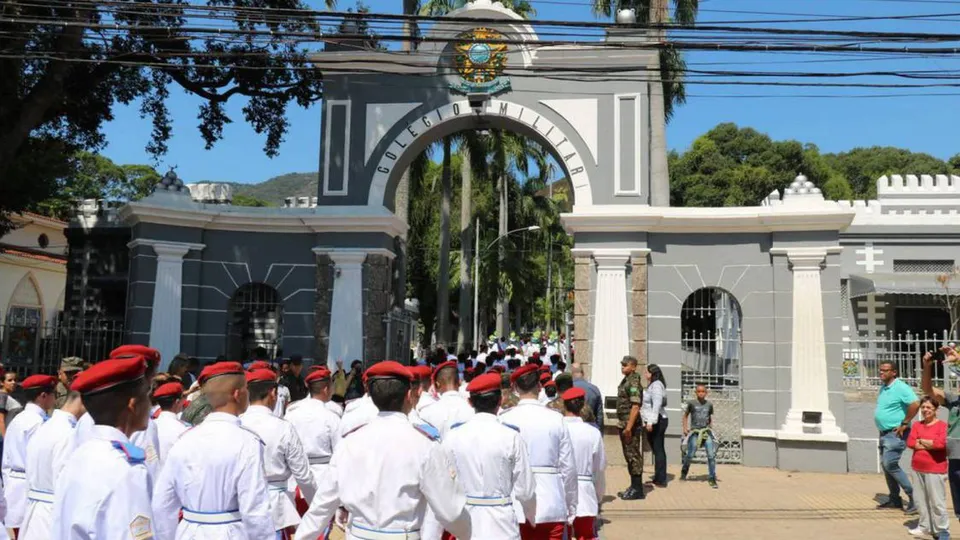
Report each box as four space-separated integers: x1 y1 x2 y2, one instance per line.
366 98 594 208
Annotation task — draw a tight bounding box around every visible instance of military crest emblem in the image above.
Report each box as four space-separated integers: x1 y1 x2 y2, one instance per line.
451 27 511 95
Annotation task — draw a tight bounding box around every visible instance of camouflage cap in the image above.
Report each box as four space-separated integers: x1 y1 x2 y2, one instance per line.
60 356 84 372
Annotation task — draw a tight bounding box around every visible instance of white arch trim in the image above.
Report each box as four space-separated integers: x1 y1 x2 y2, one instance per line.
367 99 593 206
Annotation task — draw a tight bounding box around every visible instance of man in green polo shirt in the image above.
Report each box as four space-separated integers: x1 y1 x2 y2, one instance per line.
875 360 919 514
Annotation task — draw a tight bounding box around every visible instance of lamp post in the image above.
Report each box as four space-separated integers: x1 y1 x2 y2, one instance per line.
473 222 541 350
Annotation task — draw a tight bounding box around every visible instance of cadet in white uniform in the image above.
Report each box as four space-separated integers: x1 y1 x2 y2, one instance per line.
53 355 156 539
499 363 578 540
152 361 273 540
298 361 472 540
419 361 475 439
240 368 317 537
112 345 164 480
442 372 536 540
407 366 435 427
560 388 606 540
20 389 84 540
151 382 189 471
2 374 56 533
338 389 379 439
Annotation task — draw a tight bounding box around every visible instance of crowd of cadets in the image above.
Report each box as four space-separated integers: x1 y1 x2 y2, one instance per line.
0 342 606 540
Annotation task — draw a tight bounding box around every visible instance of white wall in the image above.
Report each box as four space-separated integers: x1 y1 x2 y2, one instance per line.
0 216 68 326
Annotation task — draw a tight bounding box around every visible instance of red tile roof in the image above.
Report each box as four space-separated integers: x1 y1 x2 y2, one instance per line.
0 244 67 265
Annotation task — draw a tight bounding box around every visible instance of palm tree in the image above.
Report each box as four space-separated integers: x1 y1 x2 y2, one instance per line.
594 0 699 206
435 137 454 348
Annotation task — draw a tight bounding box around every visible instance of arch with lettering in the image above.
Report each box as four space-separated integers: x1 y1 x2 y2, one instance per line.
366 99 593 208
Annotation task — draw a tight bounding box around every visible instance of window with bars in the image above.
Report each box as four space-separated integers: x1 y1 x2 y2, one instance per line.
840 279 849 320
893 260 955 273
227 283 284 361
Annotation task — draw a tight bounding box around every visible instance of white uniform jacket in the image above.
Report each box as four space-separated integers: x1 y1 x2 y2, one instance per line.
151 412 273 540
284 398 340 485
498 399 578 524
240 404 317 530
563 416 606 517
52 425 155 540
419 391 475 440
130 417 162 482
298 412 472 540
441 413 536 539
20 410 77 540
417 391 438 412
154 410 189 471
338 394 378 438
2 402 47 527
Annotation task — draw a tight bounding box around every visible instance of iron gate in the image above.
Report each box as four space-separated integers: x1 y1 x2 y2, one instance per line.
680 287 743 464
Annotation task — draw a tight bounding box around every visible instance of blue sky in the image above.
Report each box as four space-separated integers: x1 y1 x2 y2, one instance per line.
100 0 960 184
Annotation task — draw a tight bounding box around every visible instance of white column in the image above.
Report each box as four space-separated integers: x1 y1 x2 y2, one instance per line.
147 242 200 368
590 251 631 400
778 248 848 442
326 251 367 367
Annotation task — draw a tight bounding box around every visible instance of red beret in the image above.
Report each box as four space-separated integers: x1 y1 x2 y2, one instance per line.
538 365 551 373
21 374 57 390
248 361 273 371
510 363 539 383
246 369 277 384
307 365 327 372
71 357 147 394
489 365 505 374
532 352 540 359
561 387 586 401
410 365 433 380
153 382 184 399
539 372 552 383
544 380 556 389
364 361 413 382
199 362 245 385
305 367 331 383
466 373 502 394
464 366 474 374
111 345 161 367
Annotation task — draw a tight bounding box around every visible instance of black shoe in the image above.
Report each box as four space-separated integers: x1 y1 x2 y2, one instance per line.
680 471 688 481
708 478 718 489
653 481 668 488
904 500 919 515
620 486 646 500
877 499 903 510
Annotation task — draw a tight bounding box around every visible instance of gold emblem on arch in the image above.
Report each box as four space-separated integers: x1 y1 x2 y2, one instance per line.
451 27 511 94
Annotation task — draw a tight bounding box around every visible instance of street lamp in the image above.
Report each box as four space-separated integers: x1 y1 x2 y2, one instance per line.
473 222 541 350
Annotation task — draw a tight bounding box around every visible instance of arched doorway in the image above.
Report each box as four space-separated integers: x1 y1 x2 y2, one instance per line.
3 273 44 368
227 283 283 361
680 287 743 464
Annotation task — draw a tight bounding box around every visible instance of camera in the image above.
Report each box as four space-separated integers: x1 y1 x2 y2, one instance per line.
467 93 488 115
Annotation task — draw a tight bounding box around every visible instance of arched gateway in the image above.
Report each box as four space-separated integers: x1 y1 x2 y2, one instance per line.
118 0 860 472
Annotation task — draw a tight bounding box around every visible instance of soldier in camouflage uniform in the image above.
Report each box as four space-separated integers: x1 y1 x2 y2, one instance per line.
617 355 645 500
499 373 519 412
55 356 84 408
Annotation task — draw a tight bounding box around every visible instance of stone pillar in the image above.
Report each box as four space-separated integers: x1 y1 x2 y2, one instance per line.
591 251 631 401
363 253 394 362
778 248 847 442
147 241 204 368
314 254 335 363
323 251 366 366
630 251 649 372
573 255 593 376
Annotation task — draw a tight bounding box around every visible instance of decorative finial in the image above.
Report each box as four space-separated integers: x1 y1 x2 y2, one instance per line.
616 8 637 24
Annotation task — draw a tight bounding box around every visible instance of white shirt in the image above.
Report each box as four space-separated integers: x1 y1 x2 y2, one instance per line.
419 390 475 439
274 385 291 416
563 417 606 517
298 412 471 540
52 425 155 540
2 402 47 527
285 398 341 480
21 410 77 540
154 411 189 472
130 417 161 481
74 411 94 446
498 399 578 524
441 413 536 540
151 412 273 540
326 400 344 418
417 391 438 412
240 404 317 530
338 394 379 438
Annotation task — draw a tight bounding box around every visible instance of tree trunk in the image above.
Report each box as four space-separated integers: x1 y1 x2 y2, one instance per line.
457 144 473 353
649 0 671 207
496 171 509 339
436 137 453 349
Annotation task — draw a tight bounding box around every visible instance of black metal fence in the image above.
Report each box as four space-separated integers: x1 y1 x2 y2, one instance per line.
0 319 126 375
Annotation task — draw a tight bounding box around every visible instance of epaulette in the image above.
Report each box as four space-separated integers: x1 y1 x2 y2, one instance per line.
450 421 465 430
111 441 146 464
500 422 521 433
238 424 265 445
342 423 367 438
414 423 440 441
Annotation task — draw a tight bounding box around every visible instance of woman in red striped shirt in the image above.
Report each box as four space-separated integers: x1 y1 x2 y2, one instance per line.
908 396 950 540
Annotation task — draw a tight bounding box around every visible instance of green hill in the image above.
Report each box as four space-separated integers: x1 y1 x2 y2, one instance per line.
230 172 318 205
